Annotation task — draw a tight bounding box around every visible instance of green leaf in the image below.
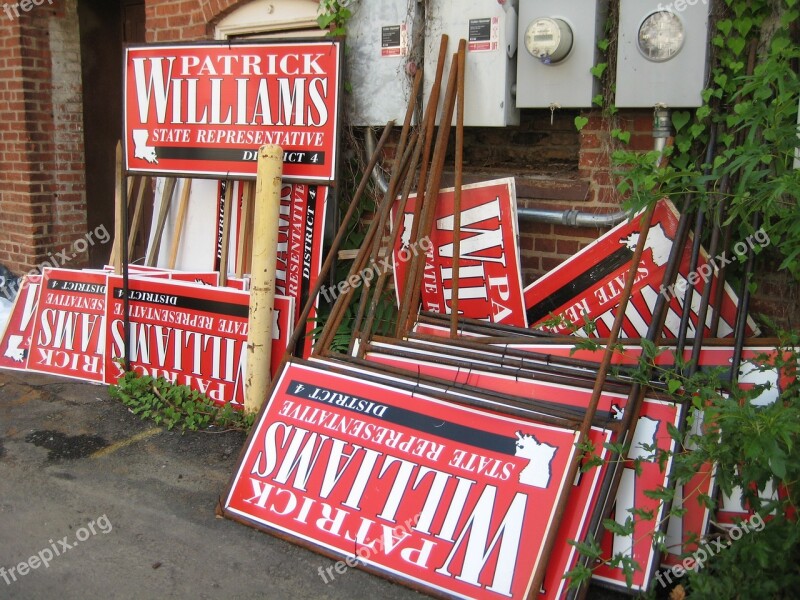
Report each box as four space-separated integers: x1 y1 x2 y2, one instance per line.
734 17 753 37
672 111 691 132
590 63 608 79
668 379 683 394
717 19 733 36
690 123 706 138
603 517 632 537
574 116 589 131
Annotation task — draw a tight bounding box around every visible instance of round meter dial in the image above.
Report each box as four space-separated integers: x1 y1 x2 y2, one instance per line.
524 17 573 64
637 11 685 62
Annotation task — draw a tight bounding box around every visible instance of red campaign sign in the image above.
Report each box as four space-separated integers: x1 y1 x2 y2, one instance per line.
361 348 618 599
273 182 328 359
523 198 758 338
0 274 42 372
26 269 107 383
543 428 611 600
124 41 342 182
392 178 527 327
104 276 293 407
593 399 682 592
364 345 626 420
217 180 327 358
102 265 221 286
225 362 581 600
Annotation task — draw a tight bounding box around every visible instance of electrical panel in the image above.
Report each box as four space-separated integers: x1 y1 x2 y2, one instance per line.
346 0 421 126
615 0 710 108
424 0 519 127
515 0 608 108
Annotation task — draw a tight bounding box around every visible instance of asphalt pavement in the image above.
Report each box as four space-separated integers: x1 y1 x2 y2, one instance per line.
0 369 632 600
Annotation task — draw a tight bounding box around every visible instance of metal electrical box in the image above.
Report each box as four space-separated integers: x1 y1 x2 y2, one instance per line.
615 0 710 108
346 0 421 126
424 0 519 127
515 0 607 108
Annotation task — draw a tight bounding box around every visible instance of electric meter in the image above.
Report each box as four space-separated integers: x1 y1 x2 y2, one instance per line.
637 11 684 62
523 17 573 63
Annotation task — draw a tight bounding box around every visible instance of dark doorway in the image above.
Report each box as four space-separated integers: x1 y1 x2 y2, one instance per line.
78 0 147 266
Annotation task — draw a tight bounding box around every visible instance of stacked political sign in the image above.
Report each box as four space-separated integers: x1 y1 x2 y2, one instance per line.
0 267 294 409
224 361 584 600
523 198 759 338
392 178 527 327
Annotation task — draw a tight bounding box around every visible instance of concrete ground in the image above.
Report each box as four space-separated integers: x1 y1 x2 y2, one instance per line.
0 370 632 600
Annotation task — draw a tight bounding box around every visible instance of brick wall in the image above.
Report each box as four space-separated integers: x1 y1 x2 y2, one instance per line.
145 0 244 42
0 0 87 274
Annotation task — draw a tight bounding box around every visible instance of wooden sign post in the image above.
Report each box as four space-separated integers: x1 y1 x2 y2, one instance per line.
244 145 283 414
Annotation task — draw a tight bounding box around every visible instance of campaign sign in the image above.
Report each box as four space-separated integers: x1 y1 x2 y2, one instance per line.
224 362 581 599
593 400 682 592
0 274 42 371
124 40 342 182
104 276 293 407
392 178 527 327
217 180 326 357
26 269 107 382
524 198 758 338
274 182 327 358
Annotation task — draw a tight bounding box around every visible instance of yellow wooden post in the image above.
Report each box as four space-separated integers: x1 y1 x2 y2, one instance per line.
244 145 283 414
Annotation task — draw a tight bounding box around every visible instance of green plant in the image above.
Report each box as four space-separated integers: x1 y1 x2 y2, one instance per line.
610 0 799 280
109 369 254 433
316 0 352 37
566 334 800 598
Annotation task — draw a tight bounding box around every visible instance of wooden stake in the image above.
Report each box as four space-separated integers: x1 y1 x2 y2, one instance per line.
168 179 192 269
112 141 124 274
236 181 255 278
396 36 449 328
400 49 459 335
244 146 283 414
306 121 395 353
528 201 658 600
127 176 150 258
218 180 234 286
145 177 177 267
451 39 466 338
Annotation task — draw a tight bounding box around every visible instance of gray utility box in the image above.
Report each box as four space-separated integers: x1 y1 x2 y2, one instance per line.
424 0 520 127
615 0 711 108
515 0 608 108
346 0 422 126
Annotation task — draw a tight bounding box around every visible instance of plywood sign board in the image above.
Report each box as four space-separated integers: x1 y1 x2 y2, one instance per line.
224 361 582 599
124 40 342 183
26 269 107 383
0 274 42 372
392 178 527 327
523 198 759 338
213 180 326 356
593 399 682 592
104 276 293 407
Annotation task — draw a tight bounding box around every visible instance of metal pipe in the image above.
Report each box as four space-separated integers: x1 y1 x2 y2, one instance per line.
365 126 390 194
517 206 628 227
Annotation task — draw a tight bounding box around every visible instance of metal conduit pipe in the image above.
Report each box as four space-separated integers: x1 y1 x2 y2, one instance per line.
367 127 628 228
365 127 390 194
517 207 628 227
